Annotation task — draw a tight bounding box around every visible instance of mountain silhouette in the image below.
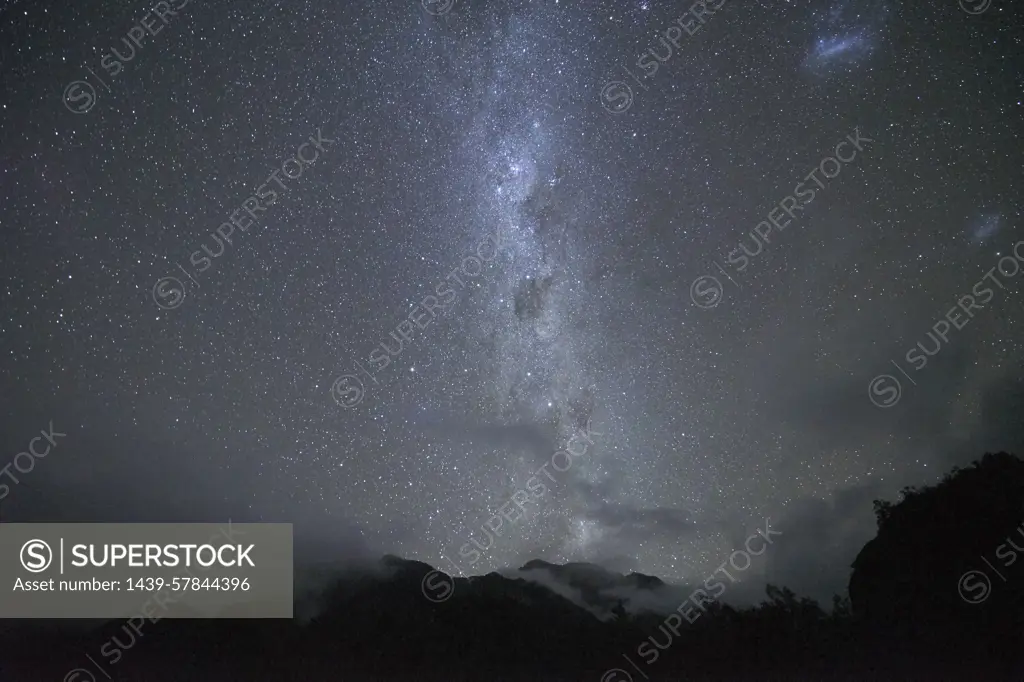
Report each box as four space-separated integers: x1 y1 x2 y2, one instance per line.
1 452 1021 681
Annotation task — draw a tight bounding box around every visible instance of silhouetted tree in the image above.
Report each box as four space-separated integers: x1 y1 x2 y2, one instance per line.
849 451 1024 663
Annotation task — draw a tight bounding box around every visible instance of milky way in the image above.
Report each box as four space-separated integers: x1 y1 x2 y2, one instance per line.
1 0 1021 605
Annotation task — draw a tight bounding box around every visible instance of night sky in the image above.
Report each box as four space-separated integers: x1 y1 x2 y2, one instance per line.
1 0 1021 605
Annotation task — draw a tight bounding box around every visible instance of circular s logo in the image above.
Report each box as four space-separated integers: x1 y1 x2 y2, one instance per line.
600 81 634 114
958 0 991 14
153 276 186 310
20 539 53 573
690 275 723 309
63 81 97 114
63 669 97 682
421 569 454 603
331 374 364 409
422 0 455 15
958 570 991 604
868 374 901 408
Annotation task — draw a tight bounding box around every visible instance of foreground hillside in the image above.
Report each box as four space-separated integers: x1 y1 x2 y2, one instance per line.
1 452 1021 681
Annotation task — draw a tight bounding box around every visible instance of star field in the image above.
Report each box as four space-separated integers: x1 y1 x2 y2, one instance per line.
0 0 1022 603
